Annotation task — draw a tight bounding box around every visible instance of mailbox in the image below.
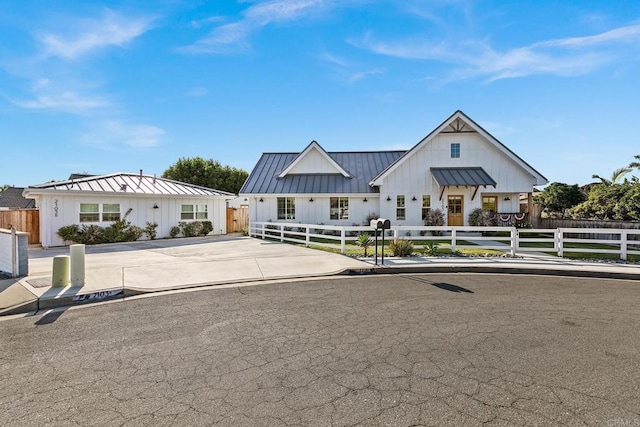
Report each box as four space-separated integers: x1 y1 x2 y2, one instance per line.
370 218 391 230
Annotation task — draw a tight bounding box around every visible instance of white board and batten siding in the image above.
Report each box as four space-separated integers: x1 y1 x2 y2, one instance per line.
248 195 380 226
379 133 534 223
37 194 227 248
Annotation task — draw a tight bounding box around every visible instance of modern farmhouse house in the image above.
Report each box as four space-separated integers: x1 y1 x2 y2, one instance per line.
240 110 547 227
23 172 234 248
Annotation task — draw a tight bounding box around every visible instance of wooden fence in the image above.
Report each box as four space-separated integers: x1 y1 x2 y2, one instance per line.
249 221 640 261
0 210 39 245
226 206 249 233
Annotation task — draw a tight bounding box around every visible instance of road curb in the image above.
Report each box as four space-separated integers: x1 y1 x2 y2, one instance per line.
344 265 640 281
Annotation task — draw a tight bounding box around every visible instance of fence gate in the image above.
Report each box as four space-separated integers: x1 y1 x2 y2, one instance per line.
226 206 249 233
0 209 40 245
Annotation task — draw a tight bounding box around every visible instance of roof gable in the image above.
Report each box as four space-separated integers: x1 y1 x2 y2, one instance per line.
239 151 404 195
23 173 235 197
370 110 547 186
278 141 351 178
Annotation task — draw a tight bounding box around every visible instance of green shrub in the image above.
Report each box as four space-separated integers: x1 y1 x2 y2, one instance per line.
424 242 440 256
79 225 104 244
468 208 492 226
57 225 80 244
180 221 204 237
201 221 213 235
363 212 379 226
355 233 373 256
170 226 180 238
144 222 158 240
389 239 414 257
241 227 249 236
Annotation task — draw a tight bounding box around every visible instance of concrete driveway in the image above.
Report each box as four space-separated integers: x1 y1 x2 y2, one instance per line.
26 235 371 293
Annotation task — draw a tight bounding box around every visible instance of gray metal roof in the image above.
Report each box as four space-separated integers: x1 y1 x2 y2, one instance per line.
431 167 497 187
0 187 36 209
240 151 405 194
27 173 235 197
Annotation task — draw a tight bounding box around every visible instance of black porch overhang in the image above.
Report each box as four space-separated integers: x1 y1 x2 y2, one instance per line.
431 167 497 201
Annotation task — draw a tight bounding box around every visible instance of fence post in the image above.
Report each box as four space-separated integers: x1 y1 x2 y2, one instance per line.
279 225 284 242
306 226 310 247
557 229 563 257
511 227 517 257
451 228 457 253
11 226 17 278
621 230 628 261
261 223 265 239
340 228 346 254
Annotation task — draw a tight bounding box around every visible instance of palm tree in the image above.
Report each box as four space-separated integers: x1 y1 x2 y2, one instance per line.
356 233 373 257
592 167 632 185
629 154 640 170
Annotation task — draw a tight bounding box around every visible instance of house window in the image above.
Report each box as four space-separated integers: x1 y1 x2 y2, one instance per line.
396 195 405 220
79 203 99 222
330 197 349 220
196 205 208 220
102 204 121 221
422 195 431 220
181 204 209 220
451 143 460 158
482 196 498 213
277 197 295 220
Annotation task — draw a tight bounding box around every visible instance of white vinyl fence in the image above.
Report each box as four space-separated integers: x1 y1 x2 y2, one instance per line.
249 222 640 261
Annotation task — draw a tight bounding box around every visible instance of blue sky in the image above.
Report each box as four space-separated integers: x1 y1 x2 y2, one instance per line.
2 0 640 188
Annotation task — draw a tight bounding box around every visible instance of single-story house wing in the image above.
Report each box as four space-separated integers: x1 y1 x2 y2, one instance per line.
240 110 547 227
23 172 234 248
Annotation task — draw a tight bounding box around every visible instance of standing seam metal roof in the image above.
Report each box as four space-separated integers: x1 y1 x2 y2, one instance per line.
430 167 497 187
240 151 405 194
27 173 235 197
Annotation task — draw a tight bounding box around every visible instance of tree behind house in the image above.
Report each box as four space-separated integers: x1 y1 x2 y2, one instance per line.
163 157 248 194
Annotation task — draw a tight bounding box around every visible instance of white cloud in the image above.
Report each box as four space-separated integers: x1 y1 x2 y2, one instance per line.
181 0 343 53
10 79 109 113
352 22 640 82
185 86 209 97
103 120 165 148
38 9 155 59
348 68 384 82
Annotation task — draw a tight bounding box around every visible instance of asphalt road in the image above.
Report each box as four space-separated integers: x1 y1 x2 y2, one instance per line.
1 273 639 426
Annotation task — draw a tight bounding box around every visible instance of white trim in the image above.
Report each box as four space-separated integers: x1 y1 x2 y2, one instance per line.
369 111 547 186
277 141 351 178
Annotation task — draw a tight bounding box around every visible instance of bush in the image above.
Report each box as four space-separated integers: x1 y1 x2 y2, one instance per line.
144 222 158 240
363 212 379 226
180 221 204 237
468 208 492 226
423 242 440 256
424 209 445 227
169 226 181 238
389 239 414 257
79 225 104 244
57 225 80 244
241 227 249 236
201 221 213 235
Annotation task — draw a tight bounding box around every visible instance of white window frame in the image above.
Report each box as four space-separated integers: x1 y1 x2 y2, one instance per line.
422 195 431 221
102 203 121 222
79 203 100 223
181 204 209 221
396 195 406 220
330 197 349 220
277 197 295 220
451 143 461 158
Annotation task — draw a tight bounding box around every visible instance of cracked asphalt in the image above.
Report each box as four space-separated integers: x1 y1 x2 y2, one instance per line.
1 273 639 426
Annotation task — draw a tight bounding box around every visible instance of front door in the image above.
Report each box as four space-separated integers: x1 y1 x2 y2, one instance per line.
447 195 464 226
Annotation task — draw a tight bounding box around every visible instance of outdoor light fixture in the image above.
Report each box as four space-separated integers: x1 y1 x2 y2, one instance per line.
504 196 511 201
259 198 264 202
153 203 159 209
363 197 368 202
309 198 314 202
412 195 417 201
386 196 391 201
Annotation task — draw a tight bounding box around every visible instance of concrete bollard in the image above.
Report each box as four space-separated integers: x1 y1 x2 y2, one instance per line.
70 244 85 287
52 255 70 287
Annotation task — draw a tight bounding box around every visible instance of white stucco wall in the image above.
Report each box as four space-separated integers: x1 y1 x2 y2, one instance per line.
35 194 227 247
